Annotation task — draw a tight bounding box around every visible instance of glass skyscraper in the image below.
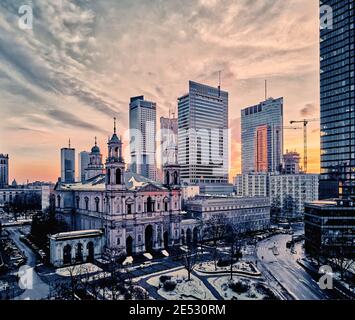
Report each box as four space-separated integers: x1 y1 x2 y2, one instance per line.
178 81 229 186
320 0 355 199
241 98 284 174
129 96 157 181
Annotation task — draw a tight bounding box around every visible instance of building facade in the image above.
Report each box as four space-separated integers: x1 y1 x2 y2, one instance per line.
178 81 229 186
185 195 270 234
270 174 319 220
85 139 105 181
320 0 355 199
78 151 90 183
241 97 283 174
0 154 9 188
129 96 157 181
304 199 355 257
61 146 75 184
160 116 178 170
234 173 269 197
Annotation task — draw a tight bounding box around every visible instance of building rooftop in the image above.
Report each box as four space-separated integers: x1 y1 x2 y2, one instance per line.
49 229 103 241
56 171 167 192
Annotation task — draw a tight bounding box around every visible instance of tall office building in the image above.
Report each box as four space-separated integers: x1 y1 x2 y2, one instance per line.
178 81 229 187
0 154 9 188
320 0 355 199
241 97 283 174
78 151 90 182
160 116 178 168
61 143 75 183
129 96 157 180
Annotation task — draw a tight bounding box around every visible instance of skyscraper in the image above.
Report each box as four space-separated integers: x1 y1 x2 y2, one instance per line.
0 154 9 188
320 0 355 199
129 96 157 180
78 151 90 182
160 116 178 168
241 97 283 174
61 142 75 183
178 81 229 187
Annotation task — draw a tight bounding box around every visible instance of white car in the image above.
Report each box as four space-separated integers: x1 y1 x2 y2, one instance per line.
139 261 153 269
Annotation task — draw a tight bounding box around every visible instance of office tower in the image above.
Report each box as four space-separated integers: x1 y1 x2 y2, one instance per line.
61 142 75 183
0 154 9 188
78 151 90 182
178 81 229 187
283 150 301 174
129 96 157 180
160 116 178 168
320 0 355 199
241 97 283 174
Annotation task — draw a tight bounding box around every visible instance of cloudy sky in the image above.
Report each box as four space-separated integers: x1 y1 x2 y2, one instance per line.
0 0 320 183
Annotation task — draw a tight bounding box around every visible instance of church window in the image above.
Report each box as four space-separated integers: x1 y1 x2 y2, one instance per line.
164 202 168 211
117 238 120 245
95 197 100 212
76 196 80 209
85 197 89 210
57 195 61 208
173 171 178 184
116 169 121 184
107 169 111 184
127 204 132 214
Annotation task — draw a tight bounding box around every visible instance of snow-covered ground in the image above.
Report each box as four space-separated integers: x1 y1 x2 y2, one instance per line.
195 261 260 275
147 269 215 300
209 276 279 300
55 263 103 277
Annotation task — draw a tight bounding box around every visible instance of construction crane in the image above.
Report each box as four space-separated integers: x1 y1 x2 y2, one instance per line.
289 118 319 173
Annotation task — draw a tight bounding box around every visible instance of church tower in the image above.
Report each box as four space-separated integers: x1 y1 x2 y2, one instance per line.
85 137 104 180
163 143 180 189
106 118 126 191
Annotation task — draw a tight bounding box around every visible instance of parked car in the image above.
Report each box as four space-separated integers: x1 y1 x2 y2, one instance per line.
139 261 152 269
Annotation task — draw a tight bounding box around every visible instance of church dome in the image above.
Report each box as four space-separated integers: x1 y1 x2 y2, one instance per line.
91 145 100 154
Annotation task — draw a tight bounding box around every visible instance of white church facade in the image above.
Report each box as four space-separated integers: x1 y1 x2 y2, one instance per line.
53 122 197 266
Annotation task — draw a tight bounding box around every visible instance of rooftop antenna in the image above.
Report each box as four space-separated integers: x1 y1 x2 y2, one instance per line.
218 70 222 97
68 138 71 148
113 117 117 134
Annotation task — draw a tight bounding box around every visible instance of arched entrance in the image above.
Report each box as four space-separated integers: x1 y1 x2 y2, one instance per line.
186 228 192 247
163 231 169 249
145 225 154 252
63 244 72 265
76 243 83 263
87 242 94 262
193 227 199 246
126 236 133 256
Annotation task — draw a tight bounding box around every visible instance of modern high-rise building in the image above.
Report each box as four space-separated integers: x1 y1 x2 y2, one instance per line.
241 97 283 174
160 116 178 168
61 144 75 183
129 96 157 180
78 151 90 182
283 150 301 175
320 0 355 199
178 81 229 186
0 154 9 188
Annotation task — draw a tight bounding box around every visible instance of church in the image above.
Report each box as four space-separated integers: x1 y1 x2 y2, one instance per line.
53 121 198 266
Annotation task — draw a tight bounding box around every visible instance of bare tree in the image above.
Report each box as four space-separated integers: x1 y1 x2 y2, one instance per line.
202 214 228 271
225 221 242 280
181 246 199 281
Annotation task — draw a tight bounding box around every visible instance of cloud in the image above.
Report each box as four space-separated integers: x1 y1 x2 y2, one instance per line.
46 109 107 133
300 103 317 117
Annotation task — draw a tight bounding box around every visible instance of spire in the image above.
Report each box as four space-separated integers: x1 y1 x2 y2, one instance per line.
94 136 97 146
113 117 117 134
68 138 71 148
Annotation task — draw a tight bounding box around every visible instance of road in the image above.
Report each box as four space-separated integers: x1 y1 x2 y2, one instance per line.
7 227 50 300
256 227 329 300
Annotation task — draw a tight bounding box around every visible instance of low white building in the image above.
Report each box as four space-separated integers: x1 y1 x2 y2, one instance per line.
49 230 104 267
185 195 270 234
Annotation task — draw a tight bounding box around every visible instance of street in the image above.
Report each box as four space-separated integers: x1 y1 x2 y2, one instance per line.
256 226 329 300
7 227 50 300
